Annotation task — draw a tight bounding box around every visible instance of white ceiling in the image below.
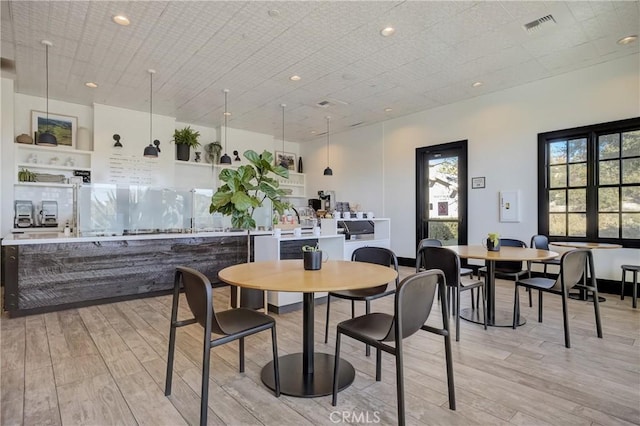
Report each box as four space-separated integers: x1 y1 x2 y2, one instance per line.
1 1 638 142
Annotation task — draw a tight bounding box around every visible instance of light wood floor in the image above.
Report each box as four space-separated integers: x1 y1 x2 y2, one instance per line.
2 266 639 425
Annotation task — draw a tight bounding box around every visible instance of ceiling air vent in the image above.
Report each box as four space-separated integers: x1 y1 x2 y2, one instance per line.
349 121 364 127
523 15 556 34
316 100 332 108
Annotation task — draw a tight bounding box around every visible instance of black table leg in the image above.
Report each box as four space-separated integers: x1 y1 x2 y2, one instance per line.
261 292 355 397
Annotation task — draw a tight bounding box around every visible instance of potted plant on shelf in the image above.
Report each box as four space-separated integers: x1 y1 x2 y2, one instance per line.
172 126 201 161
204 141 222 165
210 149 289 308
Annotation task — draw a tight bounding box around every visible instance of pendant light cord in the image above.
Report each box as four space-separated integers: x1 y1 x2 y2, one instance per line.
45 42 50 130
149 71 153 145
326 117 330 165
224 89 228 152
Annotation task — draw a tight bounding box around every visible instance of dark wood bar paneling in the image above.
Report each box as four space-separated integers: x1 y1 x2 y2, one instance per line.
2 235 249 316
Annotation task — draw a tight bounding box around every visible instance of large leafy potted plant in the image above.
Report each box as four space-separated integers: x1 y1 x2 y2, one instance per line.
173 126 201 161
210 149 289 308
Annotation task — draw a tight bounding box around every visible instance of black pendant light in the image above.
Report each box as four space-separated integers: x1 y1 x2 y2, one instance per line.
143 69 159 158
279 103 288 168
220 89 232 164
323 116 333 176
36 40 57 147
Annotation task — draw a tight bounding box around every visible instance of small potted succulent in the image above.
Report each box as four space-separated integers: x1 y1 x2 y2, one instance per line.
486 232 500 251
172 126 201 161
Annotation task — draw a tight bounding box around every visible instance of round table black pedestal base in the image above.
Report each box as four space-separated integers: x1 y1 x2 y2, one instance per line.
568 292 606 302
460 307 526 327
261 353 355 398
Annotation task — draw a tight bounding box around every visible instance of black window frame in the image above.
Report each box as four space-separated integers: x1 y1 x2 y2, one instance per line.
537 117 640 249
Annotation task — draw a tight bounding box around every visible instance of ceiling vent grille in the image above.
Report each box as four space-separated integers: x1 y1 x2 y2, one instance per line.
523 15 556 34
349 121 364 127
316 100 332 108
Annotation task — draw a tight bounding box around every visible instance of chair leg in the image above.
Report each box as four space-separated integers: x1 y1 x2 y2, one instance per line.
443 322 456 411
365 301 371 357
324 295 331 344
470 288 475 309
375 348 382 381
332 332 342 406
395 340 406 426
633 272 638 309
455 286 461 342
512 284 519 329
621 269 626 300
165 276 181 397
351 300 355 318
481 286 487 330
538 291 543 323
271 326 281 397
592 289 603 339
200 332 211 426
239 337 245 373
528 287 532 308
561 293 570 348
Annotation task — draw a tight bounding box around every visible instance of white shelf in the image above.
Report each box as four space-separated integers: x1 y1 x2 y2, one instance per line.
16 144 93 155
14 182 74 188
174 161 217 168
18 163 90 172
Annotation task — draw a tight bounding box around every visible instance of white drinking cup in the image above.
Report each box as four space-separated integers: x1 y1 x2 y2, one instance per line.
273 228 282 238
293 227 302 237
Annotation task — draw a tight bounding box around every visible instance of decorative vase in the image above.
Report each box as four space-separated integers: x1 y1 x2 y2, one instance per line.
303 251 323 270
486 238 500 251
297 156 303 173
194 152 202 163
176 144 190 161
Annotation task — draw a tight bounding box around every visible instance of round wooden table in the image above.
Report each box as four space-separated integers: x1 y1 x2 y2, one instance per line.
218 259 398 398
551 242 622 301
447 245 558 327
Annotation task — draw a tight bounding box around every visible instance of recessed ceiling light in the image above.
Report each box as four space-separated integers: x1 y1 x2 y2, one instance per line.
268 9 280 17
384 108 393 112
85 82 98 88
472 81 484 88
380 26 395 37
289 75 301 81
310 130 316 134
223 112 231 116
112 15 130 26
617 35 638 45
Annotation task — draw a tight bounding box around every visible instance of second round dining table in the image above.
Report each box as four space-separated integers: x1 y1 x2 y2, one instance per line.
447 245 559 327
218 259 398 398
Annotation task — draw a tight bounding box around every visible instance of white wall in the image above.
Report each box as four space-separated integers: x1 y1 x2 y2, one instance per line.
304 54 640 279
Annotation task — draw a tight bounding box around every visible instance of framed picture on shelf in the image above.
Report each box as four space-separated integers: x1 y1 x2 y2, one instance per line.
274 151 296 171
31 110 77 147
471 176 486 189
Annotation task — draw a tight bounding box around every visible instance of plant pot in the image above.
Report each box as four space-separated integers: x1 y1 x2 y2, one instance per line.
303 251 323 270
486 238 500 251
176 144 190 161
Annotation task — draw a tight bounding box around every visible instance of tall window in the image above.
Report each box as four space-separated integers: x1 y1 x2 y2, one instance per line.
538 117 640 248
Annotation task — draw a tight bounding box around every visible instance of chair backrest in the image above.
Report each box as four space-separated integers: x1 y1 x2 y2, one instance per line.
380 269 442 342
495 238 527 272
530 234 550 251
416 238 442 271
175 266 227 335
552 249 592 293
351 247 399 291
417 246 460 287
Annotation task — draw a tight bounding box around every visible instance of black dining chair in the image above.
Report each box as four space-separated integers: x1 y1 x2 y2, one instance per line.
530 235 561 277
479 238 533 307
417 238 475 278
165 266 280 426
418 245 487 341
331 269 456 426
324 246 399 356
512 249 603 348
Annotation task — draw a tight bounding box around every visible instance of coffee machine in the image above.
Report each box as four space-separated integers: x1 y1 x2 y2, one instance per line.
317 190 335 212
40 201 58 227
14 200 34 228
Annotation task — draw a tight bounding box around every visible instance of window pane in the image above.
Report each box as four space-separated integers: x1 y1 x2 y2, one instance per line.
550 165 567 188
599 133 620 160
599 188 619 212
622 130 640 157
549 190 566 212
568 163 587 186
568 138 587 162
568 189 586 212
549 141 566 165
622 158 640 184
549 214 566 236
599 159 619 185
622 213 640 238
599 213 619 238
622 186 640 212
568 213 586 236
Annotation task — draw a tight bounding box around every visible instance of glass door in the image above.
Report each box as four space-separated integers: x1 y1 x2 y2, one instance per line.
416 141 468 246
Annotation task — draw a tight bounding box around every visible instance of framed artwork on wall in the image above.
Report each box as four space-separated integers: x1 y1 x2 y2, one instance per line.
275 151 296 171
471 176 486 189
31 110 77 147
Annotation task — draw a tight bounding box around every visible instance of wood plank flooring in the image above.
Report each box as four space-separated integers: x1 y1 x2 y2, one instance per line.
1 266 639 425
